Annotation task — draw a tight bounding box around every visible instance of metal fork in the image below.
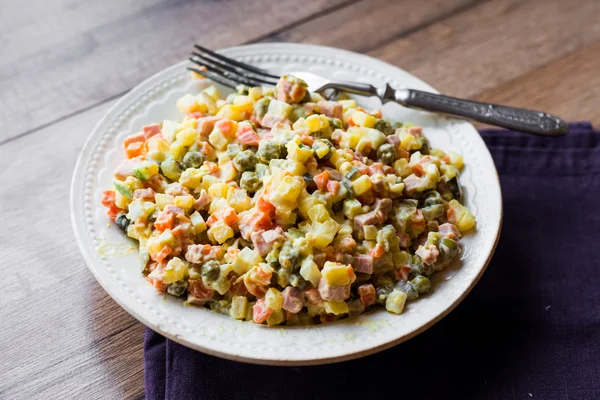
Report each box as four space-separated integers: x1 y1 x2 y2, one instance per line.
189 45 568 136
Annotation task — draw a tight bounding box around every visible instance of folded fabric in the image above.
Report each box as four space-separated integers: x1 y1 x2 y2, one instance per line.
145 122 600 400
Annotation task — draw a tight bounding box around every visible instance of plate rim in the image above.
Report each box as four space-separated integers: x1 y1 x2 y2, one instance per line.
70 42 503 365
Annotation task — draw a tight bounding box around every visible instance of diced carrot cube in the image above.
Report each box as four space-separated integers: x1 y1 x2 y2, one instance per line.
154 212 175 231
370 109 382 118
198 141 215 161
123 132 145 148
395 265 412 281
188 279 214 300
101 190 116 208
126 141 144 158
107 205 121 222
154 245 172 262
300 134 314 146
252 212 272 231
188 111 204 119
327 180 340 196
369 243 385 258
216 119 236 137
147 277 168 292
256 195 276 216
206 214 219 228
236 124 260 146
313 170 330 192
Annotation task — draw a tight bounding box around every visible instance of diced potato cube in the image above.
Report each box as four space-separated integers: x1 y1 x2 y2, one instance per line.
208 182 230 199
266 309 285 326
176 94 198 113
231 247 263 275
393 158 412 178
163 257 189 284
363 225 378 241
174 195 195 211
308 204 330 223
146 136 170 162
201 174 220 192
207 220 234 244
321 262 352 286
248 87 263 101
155 193 175 210
203 85 221 102
324 301 349 315
179 168 204 189
343 198 364 219
286 140 313 163
306 219 340 249
298 190 326 219
230 296 248 320
265 288 284 311
162 120 181 144
272 175 303 203
351 110 376 128
351 175 373 195
216 104 252 121
176 128 198 147
181 118 198 130
196 92 217 115
329 149 353 169
208 128 230 151
447 151 464 170
114 190 131 209
385 289 407 314
305 114 329 132
338 99 357 110
227 188 252 212
190 211 207 233
299 258 322 287
209 198 229 215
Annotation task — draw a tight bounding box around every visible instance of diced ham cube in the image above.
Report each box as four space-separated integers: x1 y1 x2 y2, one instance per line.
352 255 374 274
195 190 211 211
165 183 190 197
303 288 322 305
163 204 185 216
403 174 421 192
313 252 327 269
114 157 142 180
277 77 307 104
282 287 303 314
133 188 155 201
358 284 376 307
439 223 461 240
317 101 343 119
188 279 214 301
262 227 285 245
397 233 411 248
253 299 273 324
415 244 440 265
197 116 221 139
317 279 350 301
142 123 161 139
395 265 412 281
251 230 271 257
185 244 222 264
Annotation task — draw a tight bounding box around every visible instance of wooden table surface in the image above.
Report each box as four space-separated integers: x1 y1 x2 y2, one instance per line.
1 0 599 398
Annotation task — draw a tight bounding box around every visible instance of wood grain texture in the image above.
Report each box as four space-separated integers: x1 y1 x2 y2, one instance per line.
2 0 600 398
368 0 600 100
0 0 350 143
0 101 148 400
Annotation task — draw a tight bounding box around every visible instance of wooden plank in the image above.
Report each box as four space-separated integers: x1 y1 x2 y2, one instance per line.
0 101 148 400
474 41 600 127
261 0 479 53
0 0 349 142
368 0 600 100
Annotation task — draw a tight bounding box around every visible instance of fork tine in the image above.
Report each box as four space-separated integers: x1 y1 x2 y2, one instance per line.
188 57 268 88
186 67 239 89
191 51 278 86
193 44 280 80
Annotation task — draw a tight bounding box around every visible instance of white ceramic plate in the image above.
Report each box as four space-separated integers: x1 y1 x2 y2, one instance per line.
71 43 502 365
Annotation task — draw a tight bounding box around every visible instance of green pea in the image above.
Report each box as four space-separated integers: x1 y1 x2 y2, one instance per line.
440 238 459 259
257 141 281 164
233 150 258 172
290 273 308 290
160 158 183 181
397 281 419 300
411 275 431 294
376 285 393 305
374 119 394 136
279 246 301 270
226 144 242 159
253 98 271 119
183 151 204 169
447 177 463 200
420 204 445 221
209 300 231 315
200 260 221 281
240 171 262 193
377 143 396 164
167 281 188 297
422 190 444 207
276 267 291 287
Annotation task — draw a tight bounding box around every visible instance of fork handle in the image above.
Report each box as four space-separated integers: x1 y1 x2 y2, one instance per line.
319 81 568 136
391 88 568 136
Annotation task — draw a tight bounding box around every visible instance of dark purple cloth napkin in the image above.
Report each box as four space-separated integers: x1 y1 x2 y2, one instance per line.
144 122 600 400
